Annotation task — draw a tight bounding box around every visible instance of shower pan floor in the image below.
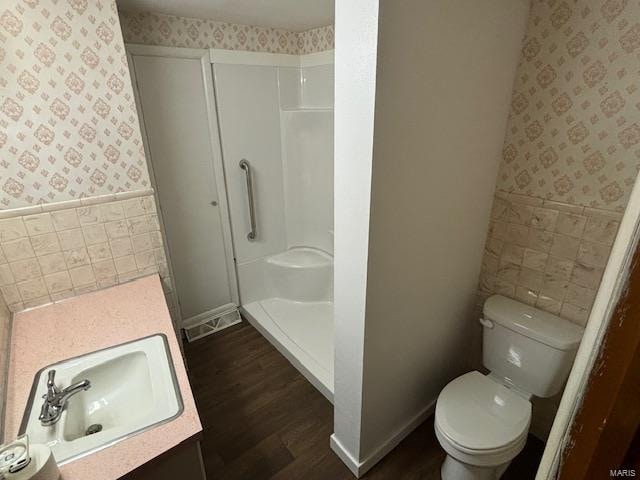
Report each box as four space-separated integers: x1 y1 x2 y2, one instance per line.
242 298 334 401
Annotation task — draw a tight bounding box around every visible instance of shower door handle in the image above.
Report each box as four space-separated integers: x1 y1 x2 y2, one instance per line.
239 159 257 241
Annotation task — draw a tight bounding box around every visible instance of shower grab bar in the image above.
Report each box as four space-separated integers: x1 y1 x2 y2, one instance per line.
239 159 257 241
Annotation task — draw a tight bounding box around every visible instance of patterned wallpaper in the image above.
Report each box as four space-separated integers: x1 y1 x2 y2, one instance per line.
476 1 640 438
496 0 640 212
119 10 334 55
0 0 150 209
478 0 640 323
297 25 335 55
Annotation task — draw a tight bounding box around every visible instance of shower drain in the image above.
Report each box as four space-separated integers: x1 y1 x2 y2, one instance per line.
85 424 103 436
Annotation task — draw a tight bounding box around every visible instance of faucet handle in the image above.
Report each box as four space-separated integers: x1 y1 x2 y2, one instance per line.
44 370 60 401
39 399 52 422
46 370 56 387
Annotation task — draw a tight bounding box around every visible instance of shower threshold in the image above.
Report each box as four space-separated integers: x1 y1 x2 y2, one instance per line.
241 298 334 402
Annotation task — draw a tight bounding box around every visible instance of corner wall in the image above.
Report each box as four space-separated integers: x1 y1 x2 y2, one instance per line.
331 0 378 469
477 0 640 324
360 0 530 464
0 1 174 316
332 0 530 475
475 0 640 440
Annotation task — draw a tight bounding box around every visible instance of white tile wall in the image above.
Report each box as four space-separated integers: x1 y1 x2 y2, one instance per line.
0 195 177 318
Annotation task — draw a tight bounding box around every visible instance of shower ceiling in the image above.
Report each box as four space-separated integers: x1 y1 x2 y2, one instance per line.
115 0 334 31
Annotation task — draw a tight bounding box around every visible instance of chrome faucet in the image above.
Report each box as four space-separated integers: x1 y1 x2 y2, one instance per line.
39 370 91 426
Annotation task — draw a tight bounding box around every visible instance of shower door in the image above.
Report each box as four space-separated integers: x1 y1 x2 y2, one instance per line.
128 46 238 325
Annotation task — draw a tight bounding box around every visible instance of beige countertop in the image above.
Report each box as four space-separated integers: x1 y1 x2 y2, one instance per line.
3 275 202 479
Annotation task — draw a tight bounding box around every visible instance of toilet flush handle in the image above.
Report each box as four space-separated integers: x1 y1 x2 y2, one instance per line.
478 317 494 329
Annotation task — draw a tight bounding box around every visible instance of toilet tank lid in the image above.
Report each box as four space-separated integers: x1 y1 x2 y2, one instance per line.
483 295 584 350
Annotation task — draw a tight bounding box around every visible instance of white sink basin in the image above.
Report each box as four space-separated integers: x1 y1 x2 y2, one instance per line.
20 335 183 464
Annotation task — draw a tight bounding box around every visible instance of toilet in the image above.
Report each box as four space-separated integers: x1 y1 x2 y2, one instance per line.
434 295 584 480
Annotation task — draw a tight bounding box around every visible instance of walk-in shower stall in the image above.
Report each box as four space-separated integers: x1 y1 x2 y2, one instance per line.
129 47 335 400
215 62 334 399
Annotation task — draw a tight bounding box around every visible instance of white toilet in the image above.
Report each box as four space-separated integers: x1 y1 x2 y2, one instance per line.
434 295 584 480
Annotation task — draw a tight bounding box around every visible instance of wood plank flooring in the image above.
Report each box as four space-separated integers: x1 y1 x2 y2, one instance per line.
185 321 544 479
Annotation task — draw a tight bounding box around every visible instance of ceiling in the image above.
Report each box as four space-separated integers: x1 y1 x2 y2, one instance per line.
115 0 334 32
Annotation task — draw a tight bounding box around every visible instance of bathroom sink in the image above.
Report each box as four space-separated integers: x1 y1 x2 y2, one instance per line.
19 335 183 464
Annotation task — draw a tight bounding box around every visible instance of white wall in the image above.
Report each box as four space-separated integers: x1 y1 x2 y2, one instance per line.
282 111 334 254
278 65 335 110
330 0 380 470
216 61 334 305
301 65 334 108
214 64 287 264
332 0 530 475
278 67 303 109
279 64 334 254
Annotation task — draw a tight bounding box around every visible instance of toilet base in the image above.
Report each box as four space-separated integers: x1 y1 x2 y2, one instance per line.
441 454 510 480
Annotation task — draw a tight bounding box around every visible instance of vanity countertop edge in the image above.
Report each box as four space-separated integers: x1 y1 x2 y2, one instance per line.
2 275 203 480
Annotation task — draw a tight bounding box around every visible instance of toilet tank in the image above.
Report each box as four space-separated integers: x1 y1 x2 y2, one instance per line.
482 295 584 398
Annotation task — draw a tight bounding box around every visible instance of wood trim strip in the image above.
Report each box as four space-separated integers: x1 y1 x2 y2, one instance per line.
559 246 640 478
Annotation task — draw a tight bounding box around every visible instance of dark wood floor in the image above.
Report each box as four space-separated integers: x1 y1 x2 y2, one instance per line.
185 321 544 479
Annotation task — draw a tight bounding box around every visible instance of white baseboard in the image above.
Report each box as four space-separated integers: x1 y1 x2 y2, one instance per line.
329 435 361 477
330 400 436 478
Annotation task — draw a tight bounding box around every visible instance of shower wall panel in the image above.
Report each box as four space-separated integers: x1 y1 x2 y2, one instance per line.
282 111 334 254
213 64 287 264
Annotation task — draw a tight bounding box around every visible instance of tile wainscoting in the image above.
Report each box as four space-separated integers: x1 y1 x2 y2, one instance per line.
478 192 622 326
475 191 622 440
0 191 177 321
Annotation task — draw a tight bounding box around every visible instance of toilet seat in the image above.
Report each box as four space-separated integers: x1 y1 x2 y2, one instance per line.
434 371 531 466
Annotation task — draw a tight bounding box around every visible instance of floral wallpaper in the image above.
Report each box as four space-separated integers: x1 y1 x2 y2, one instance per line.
119 10 334 55
477 0 640 330
0 0 150 209
297 25 335 55
496 0 640 212
476 0 640 438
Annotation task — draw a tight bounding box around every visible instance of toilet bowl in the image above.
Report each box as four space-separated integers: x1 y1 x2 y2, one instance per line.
434 371 530 480
434 295 584 480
